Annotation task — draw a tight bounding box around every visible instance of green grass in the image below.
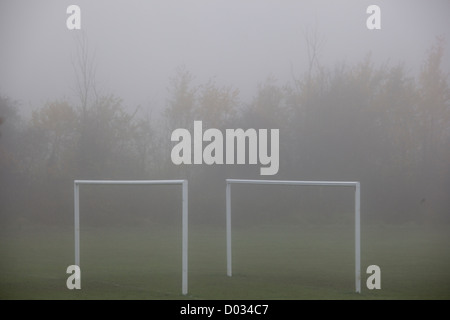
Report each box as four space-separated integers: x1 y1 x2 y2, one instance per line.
0 222 449 299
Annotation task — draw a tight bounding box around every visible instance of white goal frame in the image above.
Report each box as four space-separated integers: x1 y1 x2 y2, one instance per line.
226 179 361 293
74 179 189 295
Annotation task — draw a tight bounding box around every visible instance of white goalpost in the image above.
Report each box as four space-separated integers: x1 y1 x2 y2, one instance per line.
225 179 361 293
73 179 189 295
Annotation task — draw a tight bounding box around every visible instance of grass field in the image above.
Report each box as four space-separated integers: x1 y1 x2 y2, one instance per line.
0 222 449 300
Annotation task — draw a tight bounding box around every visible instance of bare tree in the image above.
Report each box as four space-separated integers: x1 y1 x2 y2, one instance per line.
71 31 98 119
304 24 326 81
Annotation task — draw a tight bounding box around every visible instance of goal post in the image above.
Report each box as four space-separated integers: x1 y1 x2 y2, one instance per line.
225 179 361 293
73 179 189 295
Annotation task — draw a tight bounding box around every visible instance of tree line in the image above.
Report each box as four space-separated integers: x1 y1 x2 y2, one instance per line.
1 38 449 227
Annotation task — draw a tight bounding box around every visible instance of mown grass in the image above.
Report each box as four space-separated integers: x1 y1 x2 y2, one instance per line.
0 222 449 300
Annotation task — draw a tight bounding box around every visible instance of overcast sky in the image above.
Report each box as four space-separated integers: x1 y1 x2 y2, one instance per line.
1 0 449 116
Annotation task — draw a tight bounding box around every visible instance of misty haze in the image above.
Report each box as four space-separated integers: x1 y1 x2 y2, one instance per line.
0 0 449 301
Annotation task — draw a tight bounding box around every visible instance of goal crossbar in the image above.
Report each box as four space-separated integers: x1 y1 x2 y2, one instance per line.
225 179 361 293
74 179 189 295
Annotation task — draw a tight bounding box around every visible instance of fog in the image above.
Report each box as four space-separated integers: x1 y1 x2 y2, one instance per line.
1 1 449 113
1 0 450 301
0 1 450 225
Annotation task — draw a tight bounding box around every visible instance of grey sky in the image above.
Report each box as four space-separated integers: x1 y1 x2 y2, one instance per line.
1 0 449 116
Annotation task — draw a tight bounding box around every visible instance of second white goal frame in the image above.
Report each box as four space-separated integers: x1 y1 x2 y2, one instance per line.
74 179 188 295
226 179 361 293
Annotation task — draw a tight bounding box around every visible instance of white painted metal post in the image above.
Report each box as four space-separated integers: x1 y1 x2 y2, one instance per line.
355 182 361 293
73 179 188 295
226 182 232 277
74 182 80 267
225 179 361 293
182 180 188 295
